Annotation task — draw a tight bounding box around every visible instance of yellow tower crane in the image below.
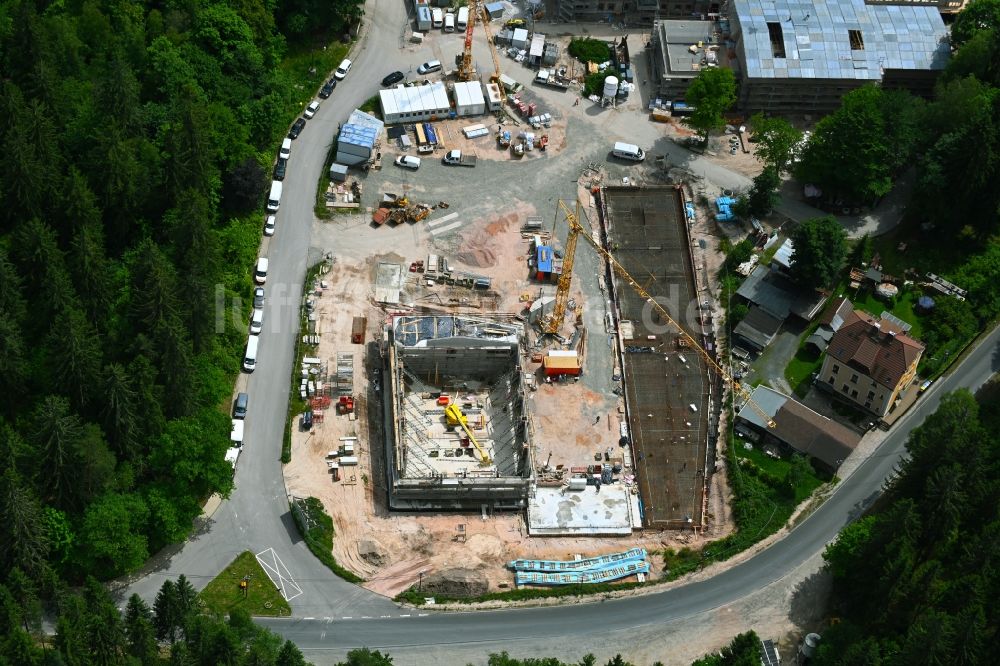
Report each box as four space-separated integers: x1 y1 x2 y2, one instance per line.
544 198 776 428
445 403 493 464
458 0 478 81
478 3 504 85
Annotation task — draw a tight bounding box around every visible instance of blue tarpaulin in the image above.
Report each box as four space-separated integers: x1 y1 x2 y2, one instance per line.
423 122 438 145
715 196 735 222
536 245 553 273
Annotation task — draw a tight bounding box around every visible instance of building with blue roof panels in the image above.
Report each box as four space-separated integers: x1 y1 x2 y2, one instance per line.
335 109 385 167
379 81 451 124
730 0 949 113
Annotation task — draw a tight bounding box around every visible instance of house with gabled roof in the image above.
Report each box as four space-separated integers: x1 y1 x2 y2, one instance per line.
817 308 924 417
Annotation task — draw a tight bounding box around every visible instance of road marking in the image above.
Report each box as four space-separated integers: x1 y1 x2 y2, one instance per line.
303 617 314 620
418 613 429 617
427 212 459 228
399 614 410 617
362 616 372 619
380 615 391 618
320 631 326 640
341 617 352 620
255 548 305 602
430 219 464 236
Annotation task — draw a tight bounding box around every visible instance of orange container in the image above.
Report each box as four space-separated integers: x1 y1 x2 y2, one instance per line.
437 395 450 406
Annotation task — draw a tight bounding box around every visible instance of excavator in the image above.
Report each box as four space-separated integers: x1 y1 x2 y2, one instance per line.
444 403 492 464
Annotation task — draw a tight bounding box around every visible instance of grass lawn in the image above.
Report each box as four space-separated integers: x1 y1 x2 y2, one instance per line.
199 551 291 617
734 442 826 504
785 348 823 398
845 285 924 341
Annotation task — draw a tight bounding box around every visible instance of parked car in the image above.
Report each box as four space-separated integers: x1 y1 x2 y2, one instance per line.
253 287 265 308
273 157 287 180
334 59 352 80
254 257 269 285
288 118 306 139
233 392 249 419
319 78 336 98
264 215 276 237
382 71 405 87
249 308 263 335
394 155 421 170
416 60 442 75
279 138 292 160
304 100 320 119
300 410 314 430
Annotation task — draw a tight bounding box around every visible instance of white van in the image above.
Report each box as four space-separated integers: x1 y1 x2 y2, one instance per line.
279 138 291 160
444 12 455 32
431 8 443 28
254 257 269 284
231 419 244 447
457 6 469 30
250 307 264 335
267 180 282 212
612 142 646 162
243 335 259 373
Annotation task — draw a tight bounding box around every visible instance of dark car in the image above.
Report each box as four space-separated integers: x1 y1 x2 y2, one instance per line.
288 118 306 139
319 78 337 98
300 410 313 431
233 392 249 419
381 70 405 87
274 157 287 181
253 287 265 308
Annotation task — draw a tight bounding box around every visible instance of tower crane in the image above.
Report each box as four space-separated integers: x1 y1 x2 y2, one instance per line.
544 199 777 428
458 0 478 81
478 3 504 85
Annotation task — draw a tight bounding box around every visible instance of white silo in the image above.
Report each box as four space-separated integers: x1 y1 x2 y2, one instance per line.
799 633 822 661
602 75 619 107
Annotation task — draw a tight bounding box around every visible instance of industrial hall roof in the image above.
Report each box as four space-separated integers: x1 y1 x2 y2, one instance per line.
733 0 949 81
827 309 924 389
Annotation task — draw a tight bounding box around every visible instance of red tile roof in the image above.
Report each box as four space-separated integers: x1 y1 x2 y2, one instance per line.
827 310 925 389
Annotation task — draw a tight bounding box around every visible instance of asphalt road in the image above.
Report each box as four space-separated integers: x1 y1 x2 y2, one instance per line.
259 321 1000 658
118 0 417 619
118 0 1000 659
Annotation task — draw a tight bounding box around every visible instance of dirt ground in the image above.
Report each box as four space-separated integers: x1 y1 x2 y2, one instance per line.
284 198 736 599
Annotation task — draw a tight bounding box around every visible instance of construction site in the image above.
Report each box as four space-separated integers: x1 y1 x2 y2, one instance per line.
279 14 740 595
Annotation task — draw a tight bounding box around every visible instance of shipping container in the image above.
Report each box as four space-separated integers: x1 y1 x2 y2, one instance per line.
352 316 367 344
338 456 359 466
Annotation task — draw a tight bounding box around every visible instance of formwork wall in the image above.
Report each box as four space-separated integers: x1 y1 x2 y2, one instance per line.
382 317 534 511
600 186 715 529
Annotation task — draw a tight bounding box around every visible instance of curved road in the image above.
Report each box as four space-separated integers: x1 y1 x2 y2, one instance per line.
120 0 1000 660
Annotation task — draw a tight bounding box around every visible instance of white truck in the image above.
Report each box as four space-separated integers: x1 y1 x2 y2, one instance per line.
442 150 477 167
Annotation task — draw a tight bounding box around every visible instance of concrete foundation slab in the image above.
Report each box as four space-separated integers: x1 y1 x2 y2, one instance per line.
527 486 633 536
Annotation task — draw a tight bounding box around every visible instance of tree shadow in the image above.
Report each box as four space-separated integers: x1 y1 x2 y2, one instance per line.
788 567 834 630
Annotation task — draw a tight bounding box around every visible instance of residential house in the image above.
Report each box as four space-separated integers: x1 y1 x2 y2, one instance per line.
732 264 826 353
737 385 860 473
817 309 925 417
805 296 853 354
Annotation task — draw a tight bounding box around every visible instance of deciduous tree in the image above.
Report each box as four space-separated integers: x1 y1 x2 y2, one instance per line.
788 216 848 289
683 68 737 141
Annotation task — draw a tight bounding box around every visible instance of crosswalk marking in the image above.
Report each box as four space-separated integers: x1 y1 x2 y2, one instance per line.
430 219 464 236
427 212 459 228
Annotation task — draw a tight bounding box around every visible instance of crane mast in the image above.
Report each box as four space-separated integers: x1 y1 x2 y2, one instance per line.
545 199 776 428
458 0 477 81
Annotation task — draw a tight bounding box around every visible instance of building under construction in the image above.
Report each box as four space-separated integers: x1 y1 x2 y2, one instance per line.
382 315 534 511
600 186 717 530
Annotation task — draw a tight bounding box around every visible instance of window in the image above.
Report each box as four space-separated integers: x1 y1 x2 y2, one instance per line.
865 401 872 409
850 374 859 384
868 390 875 400
766 22 787 58
849 30 865 51
832 364 840 374
828 376 835 384
842 384 849 393
851 389 859 399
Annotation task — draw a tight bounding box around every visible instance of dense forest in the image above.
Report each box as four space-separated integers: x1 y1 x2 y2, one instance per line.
816 389 1000 663
0 0 358 599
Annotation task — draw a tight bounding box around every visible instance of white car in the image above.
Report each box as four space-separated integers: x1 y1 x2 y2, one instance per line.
250 308 264 335
264 215 276 237
334 59 352 80
417 60 442 75
304 100 320 119
279 138 291 160
254 257 269 285
394 155 422 170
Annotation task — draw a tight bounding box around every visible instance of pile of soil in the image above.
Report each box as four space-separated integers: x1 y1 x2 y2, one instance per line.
422 567 489 598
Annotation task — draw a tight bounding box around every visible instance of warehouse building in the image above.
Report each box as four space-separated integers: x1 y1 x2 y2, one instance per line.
381 315 535 511
379 82 451 124
730 0 950 114
453 81 486 117
335 109 384 167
